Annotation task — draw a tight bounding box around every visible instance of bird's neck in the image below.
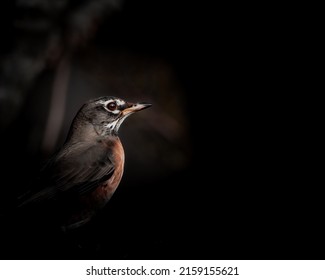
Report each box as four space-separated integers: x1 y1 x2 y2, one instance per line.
95 124 119 137
66 112 121 143
67 122 118 144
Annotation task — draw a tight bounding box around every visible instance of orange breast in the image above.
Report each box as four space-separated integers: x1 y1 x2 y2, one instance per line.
107 138 125 192
90 137 125 208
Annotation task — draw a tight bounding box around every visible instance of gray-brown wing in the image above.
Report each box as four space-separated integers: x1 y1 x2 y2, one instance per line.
19 142 114 206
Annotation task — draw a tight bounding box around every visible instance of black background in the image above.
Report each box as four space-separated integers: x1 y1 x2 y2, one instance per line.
0 0 321 260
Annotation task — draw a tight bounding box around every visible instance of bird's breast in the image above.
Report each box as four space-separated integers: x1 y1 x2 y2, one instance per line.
92 138 125 206
106 138 125 192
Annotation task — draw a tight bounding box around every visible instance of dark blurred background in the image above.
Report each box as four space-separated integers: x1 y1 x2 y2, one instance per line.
0 0 321 260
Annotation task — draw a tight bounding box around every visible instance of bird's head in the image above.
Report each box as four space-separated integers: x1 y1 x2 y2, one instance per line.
69 96 151 139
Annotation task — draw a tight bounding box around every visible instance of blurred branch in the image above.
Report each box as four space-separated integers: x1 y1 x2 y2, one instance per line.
42 55 71 155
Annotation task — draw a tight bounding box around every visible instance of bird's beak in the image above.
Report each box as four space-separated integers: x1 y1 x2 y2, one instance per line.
122 102 152 115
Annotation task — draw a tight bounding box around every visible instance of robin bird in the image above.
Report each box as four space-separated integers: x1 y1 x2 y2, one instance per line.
17 96 151 231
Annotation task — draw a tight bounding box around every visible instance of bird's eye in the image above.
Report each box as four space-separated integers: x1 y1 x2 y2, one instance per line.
106 102 117 111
